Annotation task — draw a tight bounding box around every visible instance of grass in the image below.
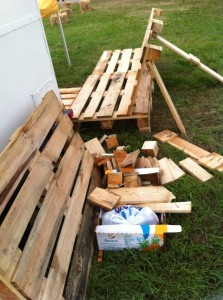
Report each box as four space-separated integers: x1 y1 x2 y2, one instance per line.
43 0 223 299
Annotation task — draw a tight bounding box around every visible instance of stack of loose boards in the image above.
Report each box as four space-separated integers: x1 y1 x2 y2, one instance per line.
85 134 192 214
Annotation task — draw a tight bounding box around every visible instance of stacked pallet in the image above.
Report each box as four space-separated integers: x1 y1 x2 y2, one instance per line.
0 91 101 300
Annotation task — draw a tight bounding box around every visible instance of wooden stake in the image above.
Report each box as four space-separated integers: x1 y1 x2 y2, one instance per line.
148 61 187 135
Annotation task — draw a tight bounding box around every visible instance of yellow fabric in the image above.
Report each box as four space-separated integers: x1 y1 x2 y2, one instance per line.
38 0 59 18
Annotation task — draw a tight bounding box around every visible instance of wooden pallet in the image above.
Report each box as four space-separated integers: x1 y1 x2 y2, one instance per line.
0 91 101 300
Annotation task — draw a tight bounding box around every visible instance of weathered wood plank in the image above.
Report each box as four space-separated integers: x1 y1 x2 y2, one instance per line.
92 50 113 75
97 73 126 118
131 48 142 71
159 157 185 185
117 49 132 72
179 157 213 182
0 155 54 280
64 167 102 300
106 50 121 74
117 71 137 116
121 149 140 167
84 73 110 119
41 151 94 300
11 134 85 299
139 201 192 213
71 74 100 119
42 114 74 162
109 186 175 205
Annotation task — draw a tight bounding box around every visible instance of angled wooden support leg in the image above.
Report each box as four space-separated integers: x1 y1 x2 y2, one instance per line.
148 61 187 136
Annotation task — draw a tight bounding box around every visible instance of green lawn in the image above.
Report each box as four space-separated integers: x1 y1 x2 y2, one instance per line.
44 0 223 299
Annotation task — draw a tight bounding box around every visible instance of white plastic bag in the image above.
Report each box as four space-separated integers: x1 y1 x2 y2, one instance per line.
102 205 159 225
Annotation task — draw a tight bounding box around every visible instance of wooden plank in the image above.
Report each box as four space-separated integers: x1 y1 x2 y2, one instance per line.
92 50 113 75
77 111 149 122
85 137 105 155
117 71 137 116
148 61 187 135
63 167 101 300
84 73 110 119
179 157 213 182
139 201 192 213
11 134 85 299
97 72 126 118
131 48 142 71
106 50 121 74
142 8 157 48
117 49 132 72
113 150 135 173
0 155 54 280
198 152 223 170
109 186 175 205
61 94 78 99
159 157 185 185
59 87 81 94
168 136 210 160
154 34 223 84
134 68 151 115
41 151 94 300
88 187 120 210
71 74 100 119
153 129 178 143
121 149 140 167
0 91 63 205
42 114 73 162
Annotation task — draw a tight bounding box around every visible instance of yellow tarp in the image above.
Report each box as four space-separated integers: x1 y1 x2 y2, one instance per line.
38 0 59 18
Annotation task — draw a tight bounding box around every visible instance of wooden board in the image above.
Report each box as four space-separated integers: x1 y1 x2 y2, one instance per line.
153 129 178 143
85 137 105 155
109 186 175 205
159 157 185 185
71 74 100 119
92 50 113 75
117 49 132 72
139 201 192 213
121 149 140 167
107 172 123 188
88 187 120 210
113 150 135 173
179 157 213 182
198 152 223 170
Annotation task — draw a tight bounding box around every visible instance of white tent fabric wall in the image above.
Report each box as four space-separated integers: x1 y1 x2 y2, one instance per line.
0 0 60 151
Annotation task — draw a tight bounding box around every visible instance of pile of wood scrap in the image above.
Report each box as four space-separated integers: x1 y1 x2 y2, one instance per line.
85 134 192 214
154 129 222 181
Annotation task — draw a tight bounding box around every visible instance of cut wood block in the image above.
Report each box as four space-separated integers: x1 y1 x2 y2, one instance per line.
135 157 147 168
107 172 123 188
124 172 141 188
135 167 160 185
113 150 135 173
121 149 140 167
109 186 175 205
137 118 150 133
152 19 163 34
147 44 162 61
94 156 109 167
88 187 120 210
179 157 213 182
100 120 114 129
159 157 185 185
141 141 159 157
85 138 105 156
198 153 223 170
153 129 178 143
139 201 192 213
105 134 119 149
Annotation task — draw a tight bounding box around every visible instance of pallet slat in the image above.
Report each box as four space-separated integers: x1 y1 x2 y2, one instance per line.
106 50 121 74
41 151 93 300
93 50 113 75
97 72 126 118
71 74 100 119
117 49 132 72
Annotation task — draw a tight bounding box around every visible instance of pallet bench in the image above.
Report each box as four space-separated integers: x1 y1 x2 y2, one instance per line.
60 8 163 132
0 91 101 300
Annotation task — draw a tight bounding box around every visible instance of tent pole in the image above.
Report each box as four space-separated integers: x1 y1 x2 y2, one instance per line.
57 12 71 66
